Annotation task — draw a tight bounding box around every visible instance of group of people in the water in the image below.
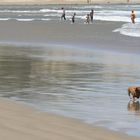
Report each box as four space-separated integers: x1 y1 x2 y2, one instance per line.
61 7 94 24
85 9 94 24
61 7 136 24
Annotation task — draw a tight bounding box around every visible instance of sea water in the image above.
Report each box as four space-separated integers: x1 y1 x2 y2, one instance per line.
114 22 140 37
0 4 139 37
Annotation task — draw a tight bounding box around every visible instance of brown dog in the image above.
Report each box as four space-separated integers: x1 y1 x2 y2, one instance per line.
128 86 140 101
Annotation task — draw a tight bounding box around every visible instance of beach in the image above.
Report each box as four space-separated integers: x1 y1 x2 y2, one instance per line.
0 0 140 4
0 20 139 53
0 4 140 140
0 98 139 140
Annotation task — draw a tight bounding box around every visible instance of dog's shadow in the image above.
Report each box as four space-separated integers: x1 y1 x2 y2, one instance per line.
127 101 140 112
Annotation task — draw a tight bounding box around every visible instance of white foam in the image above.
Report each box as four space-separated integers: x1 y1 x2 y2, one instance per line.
78 5 103 9
0 9 39 13
41 18 51 21
16 18 34 21
0 18 10 21
95 16 130 22
39 9 61 13
113 23 140 37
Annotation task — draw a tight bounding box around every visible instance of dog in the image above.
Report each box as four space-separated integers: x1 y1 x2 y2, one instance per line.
128 86 140 101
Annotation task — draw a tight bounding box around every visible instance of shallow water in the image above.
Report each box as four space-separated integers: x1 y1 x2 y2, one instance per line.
0 44 140 136
0 4 140 37
0 4 140 22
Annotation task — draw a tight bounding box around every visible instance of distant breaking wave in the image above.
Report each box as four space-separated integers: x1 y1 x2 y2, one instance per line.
113 23 140 37
0 4 139 37
16 18 34 21
0 5 139 23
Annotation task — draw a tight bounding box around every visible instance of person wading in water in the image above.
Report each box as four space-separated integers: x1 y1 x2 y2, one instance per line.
130 10 136 24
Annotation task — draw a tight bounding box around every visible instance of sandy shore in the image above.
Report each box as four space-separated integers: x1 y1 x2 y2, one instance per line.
0 98 139 140
0 20 139 54
0 0 140 5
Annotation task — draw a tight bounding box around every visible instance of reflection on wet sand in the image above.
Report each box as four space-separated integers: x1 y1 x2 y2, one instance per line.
128 101 140 115
0 45 106 100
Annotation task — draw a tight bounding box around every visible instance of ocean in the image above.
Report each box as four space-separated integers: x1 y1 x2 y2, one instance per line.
0 4 139 37
0 4 140 137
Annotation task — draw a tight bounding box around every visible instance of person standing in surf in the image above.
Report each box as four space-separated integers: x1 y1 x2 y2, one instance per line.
61 7 66 20
130 10 136 24
72 13 76 23
90 9 94 23
85 14 90 24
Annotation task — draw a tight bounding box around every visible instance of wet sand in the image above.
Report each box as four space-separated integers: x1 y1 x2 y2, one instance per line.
0 0 139 4
0 98 139 140
0 20 139 54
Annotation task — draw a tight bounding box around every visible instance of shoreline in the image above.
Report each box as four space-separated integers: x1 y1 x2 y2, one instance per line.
0 98 139 140
0 20 139 54
0 0 140 5
0 3 140 5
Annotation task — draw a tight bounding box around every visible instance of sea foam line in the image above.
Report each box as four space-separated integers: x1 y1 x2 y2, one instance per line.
113 23 140 37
